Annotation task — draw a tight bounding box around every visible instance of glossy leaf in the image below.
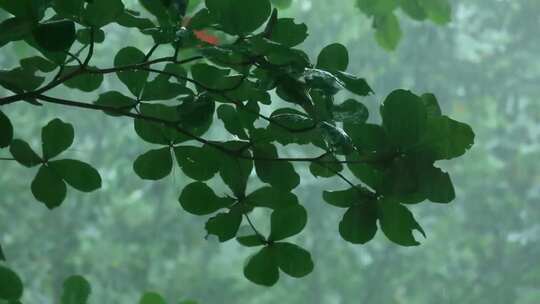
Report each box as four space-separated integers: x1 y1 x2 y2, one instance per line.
49 159 102 192
334 71 373 96
333 99 369 124
41 118 74 160
269 204 307 241
31 165 67 209
133 147 173 180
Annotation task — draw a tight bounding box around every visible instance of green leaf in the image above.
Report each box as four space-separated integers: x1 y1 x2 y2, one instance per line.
316 43 349 72
134 103 187 145
94 91 137 116
32 20 76 52
49 159 102 192
421 93 442 116
334 71 373 96
217 105 249 139
114 47 149 97
0 265 23 301
0 67 45 92
269 204 307 241
179 182 233 215
190 63 230 90
9 139 42 167
271 0 292 9
0 17 33 46
139 292 166 304
61 275 91 304
205 209 242 242
133 147 173 180
20 56 56 72
415 115 475 160
116 10 155 30
0 0 42 20
253 143 300 191
339 202 378 244
246 187 298 209
236 226 266 247
218 141 253 197
174 145 220 181
269 18 308 47
374 13 402 51
399 0 427 21
275 242 314 278
346 152 385 191
357 0 398 16
205 0 272 35
0 243 4 261
309 154 343 178
41 118 74 160
318 122 355 155
31 165 67 209
54 0 85 18
378 198 426 246
323 187 371 208
333 99 369 124
0 110 13 148
63 66 104 92
177 94 215 132
418 0 451 24
345 123 389 152
77 28 106 44
420 165 455 203
243 246 279 286
303 69 344 95
381 89 427 149
83 0 125 27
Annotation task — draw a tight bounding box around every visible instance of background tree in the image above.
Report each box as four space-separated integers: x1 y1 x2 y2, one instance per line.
2 0 537 303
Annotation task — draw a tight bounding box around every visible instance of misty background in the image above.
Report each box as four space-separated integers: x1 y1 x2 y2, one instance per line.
1 0 539 303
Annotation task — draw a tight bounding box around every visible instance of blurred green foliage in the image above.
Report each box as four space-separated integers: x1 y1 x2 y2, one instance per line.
0 0 538 304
